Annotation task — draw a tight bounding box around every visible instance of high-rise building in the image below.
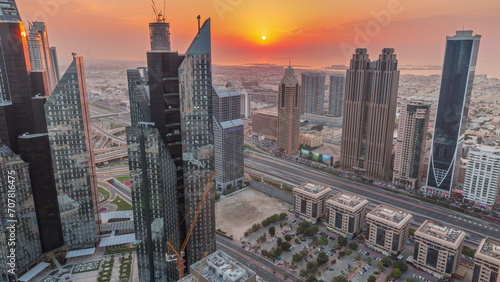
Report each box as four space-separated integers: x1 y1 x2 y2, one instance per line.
413 220 465 279
301 72 325 115
213 82 244 192
463 145 500 208
127 18 215 278
426 30 481 197
366 204 412 256
328 75 345 117
127 124 180 281
44 56 99 247
393 102 430 189
150 22 171 51
325 192 369 237
293 182 332 224
277 65 301 154
340 48 399 180
0 141 42 281
240 90 251 119
472 238 500 282
0 1 35 154
27 21 59 92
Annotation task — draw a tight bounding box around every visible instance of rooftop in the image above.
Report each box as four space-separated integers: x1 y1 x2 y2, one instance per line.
368 204 412 225
294 181 332 195
477 238 500 263
328 192 368 210
416 220 465 245
189 250 256 282
252 107 277 117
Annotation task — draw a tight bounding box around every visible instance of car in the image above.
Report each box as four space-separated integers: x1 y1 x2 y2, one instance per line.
329 268 334 271
302 238 306 241
297 241 301 244
374 271 379 274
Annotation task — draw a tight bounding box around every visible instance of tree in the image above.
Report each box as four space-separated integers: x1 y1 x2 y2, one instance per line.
277 237 283 247
281 242 291 251
477 136 483 144
390 268 402 278
381 257 392 267
366 257 372 265
306 276 317 282
304 226 319 237
377 261 386 272
316 252 329 265
338 235 348 246
306 261 318 273
285 234 292 241
292 253 303 262
406 278 419 282
332 276 348 282
280 212 288 220
355 253 362 261
332 242 340 249
269 226 276 236
344 248 352 255
274 248 282 257
283 272 289 281
368 275 377 282
262 219 270 227
319 236 329 246
393 260 408 272
338 251 346 258
294 238 300 244
348 242 358 250
297 221 311 234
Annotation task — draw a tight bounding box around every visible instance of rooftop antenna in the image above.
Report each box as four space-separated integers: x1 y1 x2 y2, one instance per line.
197 15 201 32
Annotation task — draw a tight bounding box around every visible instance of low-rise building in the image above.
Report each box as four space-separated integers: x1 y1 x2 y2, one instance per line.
180 250 257 282
413 220 466 279
473 238 500 282
366 204 413 256
299 132 322 148
293 181 332 223
251 108 277 140
325 192 369 237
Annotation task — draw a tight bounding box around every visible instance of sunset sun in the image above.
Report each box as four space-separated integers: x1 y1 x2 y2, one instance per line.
261 35 267 40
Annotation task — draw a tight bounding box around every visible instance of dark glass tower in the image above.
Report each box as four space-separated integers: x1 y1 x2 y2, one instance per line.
426 31 481 197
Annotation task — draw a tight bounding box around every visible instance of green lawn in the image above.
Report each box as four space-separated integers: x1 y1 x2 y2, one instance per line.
111 196 133 211
115 176 131 182
98 187 111 198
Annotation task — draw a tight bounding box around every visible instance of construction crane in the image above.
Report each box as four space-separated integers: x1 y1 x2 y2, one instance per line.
166 170 216 280
151 0 166 22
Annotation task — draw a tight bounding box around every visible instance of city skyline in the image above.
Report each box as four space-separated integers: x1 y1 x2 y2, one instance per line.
17 0 500 77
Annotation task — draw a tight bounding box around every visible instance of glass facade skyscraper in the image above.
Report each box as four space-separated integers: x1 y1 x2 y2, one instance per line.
426 30 481 196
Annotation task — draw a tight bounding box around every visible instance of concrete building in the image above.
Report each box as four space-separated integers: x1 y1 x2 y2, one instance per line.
413 220 466 279
213 82 244 192
293 182 332 223
426 31 481 197
473 238 500 282
27 21 59 92
366 204 413 256
0 141 42 281
127 68 150 127
341 48 399 181
328 75 345 117
277 65 301 154
240 90 251 119
393 102 430 189
180 250 257 282
299 132 322 148
301 113 343 127
251 108 277 139
325 192 369 237
127 125 180 281
149 21 171 51
463 145 500 208
44 56 99 247
301 72 326 115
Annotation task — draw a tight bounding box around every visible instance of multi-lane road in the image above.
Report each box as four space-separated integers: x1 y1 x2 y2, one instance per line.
244 151 500 242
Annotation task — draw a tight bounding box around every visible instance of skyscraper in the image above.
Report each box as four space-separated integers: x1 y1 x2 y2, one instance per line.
393 102 430 189
127 124 180 281
340 48 399 180
127 18 215 279
426 30 481 197
277 65 301 154
0 141 42 281
463 145 500 208
328 75 345 117
44 56 99 246
213 82 244 192
27 21 59 92
301 72 325 115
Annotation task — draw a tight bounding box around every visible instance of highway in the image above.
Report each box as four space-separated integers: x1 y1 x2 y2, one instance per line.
94 148 128 164
244 151 500 242
216 235 298 282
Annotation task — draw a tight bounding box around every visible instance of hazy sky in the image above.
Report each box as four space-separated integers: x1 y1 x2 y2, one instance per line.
18 0 500 77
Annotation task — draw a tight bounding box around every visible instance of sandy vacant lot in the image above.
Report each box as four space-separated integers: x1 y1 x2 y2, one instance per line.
216 188 292 241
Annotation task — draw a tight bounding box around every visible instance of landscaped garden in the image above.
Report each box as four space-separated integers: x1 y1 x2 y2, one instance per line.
71 260 102 274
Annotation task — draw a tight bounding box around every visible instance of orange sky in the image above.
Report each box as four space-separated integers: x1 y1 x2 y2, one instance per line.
17 0 500 76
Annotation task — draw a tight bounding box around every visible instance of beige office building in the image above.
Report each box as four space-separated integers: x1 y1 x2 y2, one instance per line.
251 108 278 140
413 220 466 279
472 238 500 282
293 182 332 223
299 132 322 148
325 192 369 237
366 204 412 256
277 65 301 154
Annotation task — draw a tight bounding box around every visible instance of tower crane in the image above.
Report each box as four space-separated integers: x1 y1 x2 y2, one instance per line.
166 170 216 280
151 0 166 22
